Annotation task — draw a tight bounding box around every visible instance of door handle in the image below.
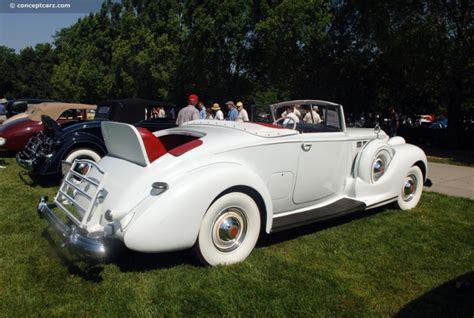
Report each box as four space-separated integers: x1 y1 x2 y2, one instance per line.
301 143 312 152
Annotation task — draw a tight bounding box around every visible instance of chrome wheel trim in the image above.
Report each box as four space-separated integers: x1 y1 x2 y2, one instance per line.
372 157 385 182
402 174 417 202
212 207 247 252
371 150 390 183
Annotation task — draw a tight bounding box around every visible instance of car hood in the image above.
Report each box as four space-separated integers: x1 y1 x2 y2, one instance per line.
345 127 388 140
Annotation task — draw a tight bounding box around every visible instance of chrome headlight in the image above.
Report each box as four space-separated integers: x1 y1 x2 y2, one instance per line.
0 137 6 146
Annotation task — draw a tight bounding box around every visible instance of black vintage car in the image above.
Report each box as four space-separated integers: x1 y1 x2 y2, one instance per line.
16 98 178 180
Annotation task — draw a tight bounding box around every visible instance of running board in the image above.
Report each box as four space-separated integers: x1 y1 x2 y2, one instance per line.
271 198 366 232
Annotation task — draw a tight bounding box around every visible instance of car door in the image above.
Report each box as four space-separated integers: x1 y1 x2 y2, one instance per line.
292 106 351 205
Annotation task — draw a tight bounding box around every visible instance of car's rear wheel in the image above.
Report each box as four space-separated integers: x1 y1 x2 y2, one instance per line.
62 148 101 176
194 192 261 266
396 165 423 210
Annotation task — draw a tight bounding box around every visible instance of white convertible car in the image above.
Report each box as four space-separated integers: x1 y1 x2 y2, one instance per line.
38 100 430 266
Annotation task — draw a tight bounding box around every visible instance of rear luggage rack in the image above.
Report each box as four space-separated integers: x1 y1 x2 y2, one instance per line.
16 132 55 170
55 159 105 227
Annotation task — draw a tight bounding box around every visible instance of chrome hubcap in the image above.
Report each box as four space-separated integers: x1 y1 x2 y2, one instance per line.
402 174 417 201
212 208 247 252
372 158 385 182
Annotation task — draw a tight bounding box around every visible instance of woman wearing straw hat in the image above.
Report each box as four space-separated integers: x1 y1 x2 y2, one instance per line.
211 103 224 120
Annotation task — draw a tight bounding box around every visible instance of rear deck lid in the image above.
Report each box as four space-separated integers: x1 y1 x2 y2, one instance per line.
102 121 150 166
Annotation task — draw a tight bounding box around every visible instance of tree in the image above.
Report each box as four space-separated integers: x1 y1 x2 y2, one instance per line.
0 46 20 98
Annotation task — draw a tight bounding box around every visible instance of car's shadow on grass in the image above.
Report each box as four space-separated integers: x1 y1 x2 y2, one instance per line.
395 271 474 317
42 227 197 281
42 228 105 282
42 206 389 280
19 172 61 188
108 207 389 273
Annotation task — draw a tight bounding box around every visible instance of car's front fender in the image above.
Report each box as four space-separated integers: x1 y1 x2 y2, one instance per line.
123 162 274 253
37 133 106 175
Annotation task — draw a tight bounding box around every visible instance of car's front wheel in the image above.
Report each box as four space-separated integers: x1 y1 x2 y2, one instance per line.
194 192 261 266
396 165 423 210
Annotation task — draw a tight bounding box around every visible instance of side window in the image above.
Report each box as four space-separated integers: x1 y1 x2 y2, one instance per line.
59 109 80 120
95 106 111 119
324 106 341 131
146 106 173 120
296 104 342 133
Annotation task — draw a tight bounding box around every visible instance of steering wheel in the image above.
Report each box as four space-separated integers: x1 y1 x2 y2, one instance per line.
273 117 297 130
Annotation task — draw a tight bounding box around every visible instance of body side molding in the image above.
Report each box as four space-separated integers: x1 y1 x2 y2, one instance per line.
271 198 366 232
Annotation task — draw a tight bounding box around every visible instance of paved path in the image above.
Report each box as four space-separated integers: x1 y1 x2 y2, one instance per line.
424 162 474 200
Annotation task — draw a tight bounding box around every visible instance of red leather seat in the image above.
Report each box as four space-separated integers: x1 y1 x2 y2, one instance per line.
137 128 167 163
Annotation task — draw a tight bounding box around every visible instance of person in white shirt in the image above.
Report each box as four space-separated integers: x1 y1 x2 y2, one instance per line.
176 94 200 126
211 103 224 120
281 105 302 119
151 106 166 118
236 101 249 122
283 106 300 125
304 106 321 124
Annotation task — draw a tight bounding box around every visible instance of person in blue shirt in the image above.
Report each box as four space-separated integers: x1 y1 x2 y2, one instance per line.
226 101 238 121
198 102 206 119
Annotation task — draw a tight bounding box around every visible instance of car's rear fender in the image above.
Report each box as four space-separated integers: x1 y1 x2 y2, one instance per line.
123 162 273 253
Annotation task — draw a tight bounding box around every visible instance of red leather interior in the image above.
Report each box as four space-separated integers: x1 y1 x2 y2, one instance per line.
137 128 167 162
137 127 203 162
169 139 203 156
255 122 283 129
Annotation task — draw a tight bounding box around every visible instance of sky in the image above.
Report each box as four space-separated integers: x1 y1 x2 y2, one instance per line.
0 0 102 51
0 13 88 51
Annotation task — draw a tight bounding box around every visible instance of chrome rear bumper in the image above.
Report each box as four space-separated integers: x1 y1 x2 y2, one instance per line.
16 152 34 171
37 196 106 259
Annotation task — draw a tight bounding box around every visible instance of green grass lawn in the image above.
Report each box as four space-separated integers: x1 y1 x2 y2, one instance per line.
0 156 473 317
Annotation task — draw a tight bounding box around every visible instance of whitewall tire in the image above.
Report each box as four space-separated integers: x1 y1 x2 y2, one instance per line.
194 192 261 266
396 165 423 210
62 148 101 176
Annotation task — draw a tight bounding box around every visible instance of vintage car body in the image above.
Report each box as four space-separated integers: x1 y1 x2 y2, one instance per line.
0 103 96 152
37 100 429 266
17 98 178 178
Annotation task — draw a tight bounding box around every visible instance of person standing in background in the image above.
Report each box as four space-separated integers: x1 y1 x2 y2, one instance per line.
303 105 321 124
176 94 200 126
205 107 214 119
389 106 399 137
236 101 249 122
226 101 238 121
212 103 224 120
198 102 206 119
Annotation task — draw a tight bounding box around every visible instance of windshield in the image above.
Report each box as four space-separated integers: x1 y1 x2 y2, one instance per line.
272 102 343 133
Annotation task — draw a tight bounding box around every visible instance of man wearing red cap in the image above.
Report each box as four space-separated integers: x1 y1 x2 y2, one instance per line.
176 94 200 126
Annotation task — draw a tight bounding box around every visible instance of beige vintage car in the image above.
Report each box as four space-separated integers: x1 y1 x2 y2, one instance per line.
0 102 96 152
